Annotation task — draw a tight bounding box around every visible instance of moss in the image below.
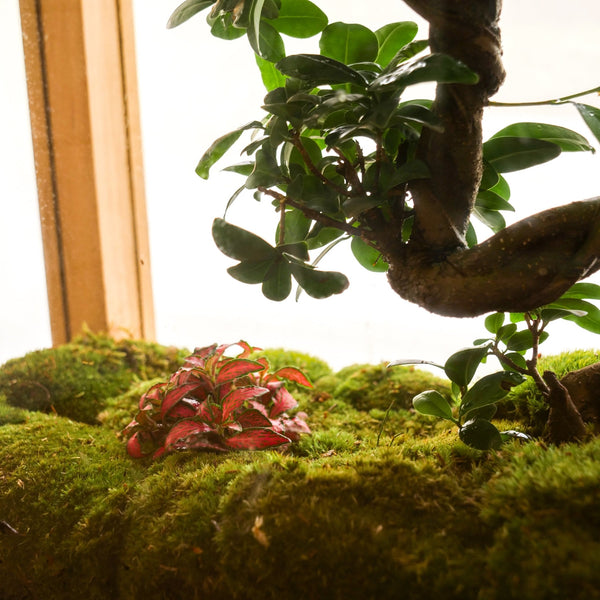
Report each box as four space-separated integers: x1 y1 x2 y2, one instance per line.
0 332 187 424
330 362 451 412
502 349 600 433
2 344 600 599
250 348 332 384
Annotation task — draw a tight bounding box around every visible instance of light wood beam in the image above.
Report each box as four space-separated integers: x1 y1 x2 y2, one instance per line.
19 0 155 344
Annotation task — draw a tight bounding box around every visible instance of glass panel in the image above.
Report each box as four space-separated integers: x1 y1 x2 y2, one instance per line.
0 0 51 364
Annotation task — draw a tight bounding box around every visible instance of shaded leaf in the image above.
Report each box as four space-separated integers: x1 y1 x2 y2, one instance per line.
228 259 274 284
222 387 270 421
245 148 284 188
444 346 489 387
167 0 215 29
575 103 600 146
197 121 263 179
226 428 291 450
213 218 277 261
460 371 526 419
459 418 502 450
262 260 293 300
248 19 286 63
276 54 368 86
270 386 298 416
484 312 504 334
482 136 562 173
237 408 274 428
290 263 349 298
506 329 549 352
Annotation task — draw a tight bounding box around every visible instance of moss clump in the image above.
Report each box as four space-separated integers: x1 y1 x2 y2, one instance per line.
330 362 451 412
0 332 187 424
502 350 600 434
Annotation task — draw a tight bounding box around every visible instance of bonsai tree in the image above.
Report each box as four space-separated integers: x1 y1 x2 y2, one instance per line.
167 0 600 443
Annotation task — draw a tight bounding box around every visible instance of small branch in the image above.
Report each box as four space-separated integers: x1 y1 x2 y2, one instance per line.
489 85 600 107
278 197 286 246
524 313 551 396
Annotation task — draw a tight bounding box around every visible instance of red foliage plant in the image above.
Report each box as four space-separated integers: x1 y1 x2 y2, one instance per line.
123 342 311 459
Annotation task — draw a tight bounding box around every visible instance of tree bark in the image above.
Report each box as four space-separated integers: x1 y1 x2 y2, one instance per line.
543 370 587 444
375 0 600 317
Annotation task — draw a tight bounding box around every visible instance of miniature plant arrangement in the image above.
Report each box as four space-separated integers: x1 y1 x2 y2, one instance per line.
391 282 600 450
123 341 311 459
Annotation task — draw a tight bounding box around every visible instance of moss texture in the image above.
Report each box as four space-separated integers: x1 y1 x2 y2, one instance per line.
1 343 600 599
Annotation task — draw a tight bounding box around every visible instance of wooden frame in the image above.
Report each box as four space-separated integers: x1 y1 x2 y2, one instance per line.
19 0 155 344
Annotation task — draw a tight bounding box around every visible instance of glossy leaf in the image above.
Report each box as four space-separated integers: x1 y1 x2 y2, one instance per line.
167 0 215 29
248 19 286 63
319 22 379 65
473 207 506 233
213 218 277 261
276 54 368 87
351 237 389 272
266 0 328 38
226 428 291 450
290 263 350 298
375 22 418 67
412 390 455 422
460 371 526 419
491 122 594 152
444 346 489 387
370 53 479 91
506 329 549 352
482 136 562 173
197 121 263 179
381 39 429 72
245 148 284 188
545 298 600 334
479 161 500 191
489 173 511 200
560 282 600 300
476 190 514 212
575 103 600 146
459 418 502 450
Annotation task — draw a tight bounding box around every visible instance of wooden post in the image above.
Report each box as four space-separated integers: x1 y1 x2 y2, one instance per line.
19 0 155 345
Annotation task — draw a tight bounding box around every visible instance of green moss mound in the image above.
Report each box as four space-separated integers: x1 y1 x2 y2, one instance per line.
0 333 187 424
329 362 451 411
2 343 600 599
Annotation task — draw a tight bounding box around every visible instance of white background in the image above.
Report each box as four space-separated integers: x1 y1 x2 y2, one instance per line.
1 0 599 371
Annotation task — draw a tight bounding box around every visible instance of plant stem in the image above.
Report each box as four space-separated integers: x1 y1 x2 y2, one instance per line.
488 85 600 107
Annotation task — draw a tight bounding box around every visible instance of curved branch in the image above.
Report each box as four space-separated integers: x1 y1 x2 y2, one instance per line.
386 198 600 317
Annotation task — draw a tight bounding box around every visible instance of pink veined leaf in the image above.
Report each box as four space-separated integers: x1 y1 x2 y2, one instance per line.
232 340 262 359
197 401 223 426
139 382 166 409
248 400 269 417
152 446 166 460
160 382 206 420
216 359 264 386
226 428 291 451
277 414 311 441
126 432 153 458
236 408 273 429
272 367 313 388
222 386 270 422
270 386 298 418
164 420 212 449
168 398 201 420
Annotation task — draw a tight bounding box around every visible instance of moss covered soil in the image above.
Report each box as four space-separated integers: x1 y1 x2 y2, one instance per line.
1 337 600 599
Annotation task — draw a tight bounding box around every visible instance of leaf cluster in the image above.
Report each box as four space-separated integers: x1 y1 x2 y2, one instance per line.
123 341 312 458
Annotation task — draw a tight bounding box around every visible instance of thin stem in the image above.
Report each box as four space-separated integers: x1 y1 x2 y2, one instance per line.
488 85 600 108
278 197 286 246
524 313 551 396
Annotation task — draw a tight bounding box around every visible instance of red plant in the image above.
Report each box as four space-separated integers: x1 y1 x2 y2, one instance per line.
123 342 311 459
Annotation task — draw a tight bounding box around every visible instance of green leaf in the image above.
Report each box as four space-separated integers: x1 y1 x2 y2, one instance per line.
276 54 368 87
460 371 526 419
473 207 506 233
560 282 600 300
212 218 277 261
459 419 502 450
575 103 600 147
393 103 443 132
496 323 517 343
384 159 430 190
351 237 389 272
196 121 263 179
249 0 267 55
370 53 479 91
167 0 215 28
381 39 429 73
444 346 489 387
319 22 379 65
276 208 311 243
475 190 514 212
412 390 455 422
245 148 284 188
256 54 287 90
248 19 286 62
506 329 549 352
484 312 505 334
375 22 418 67
479 161 500 191
499 352 527 371
545 298 600 334
482 136 562 173
227 259 274 283
287 175 339 213
491 122 594 152
262 259 293 300
290 263 349 298
489 173 511 200
266 0 328 38
210 12 247 39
